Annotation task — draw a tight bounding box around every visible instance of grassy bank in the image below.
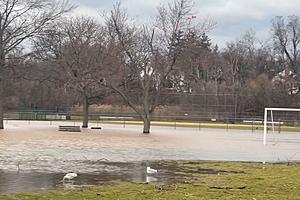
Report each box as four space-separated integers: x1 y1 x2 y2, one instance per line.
1 161 300 199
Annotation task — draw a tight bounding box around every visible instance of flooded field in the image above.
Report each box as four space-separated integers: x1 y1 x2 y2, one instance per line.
0 120 300 193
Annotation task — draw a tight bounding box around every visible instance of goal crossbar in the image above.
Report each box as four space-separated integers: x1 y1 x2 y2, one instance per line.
264 108 300 145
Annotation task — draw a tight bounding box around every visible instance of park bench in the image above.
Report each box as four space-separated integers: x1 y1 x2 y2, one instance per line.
91 127 102 130
58 125 81 132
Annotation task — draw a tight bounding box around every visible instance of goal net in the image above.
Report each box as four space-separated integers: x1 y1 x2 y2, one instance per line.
263 108 300 145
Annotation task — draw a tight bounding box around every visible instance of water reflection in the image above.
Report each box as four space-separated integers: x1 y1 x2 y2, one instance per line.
0 172 62 193
146 175 157 183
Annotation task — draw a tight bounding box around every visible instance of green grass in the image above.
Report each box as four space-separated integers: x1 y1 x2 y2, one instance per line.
2 161 300 200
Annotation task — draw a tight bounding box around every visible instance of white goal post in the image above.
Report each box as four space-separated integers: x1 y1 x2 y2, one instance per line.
264 108 300 145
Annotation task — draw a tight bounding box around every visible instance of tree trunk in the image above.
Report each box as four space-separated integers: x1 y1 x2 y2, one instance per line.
82 95 89 128
143 116 151 134
216 80 220 119
0 81 3 129
0 101 3 130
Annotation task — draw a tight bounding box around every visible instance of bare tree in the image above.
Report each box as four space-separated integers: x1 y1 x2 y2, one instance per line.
0 0 73 129
34 17 110 128
272 15 300 73
105 0 213 133
63 17 111 128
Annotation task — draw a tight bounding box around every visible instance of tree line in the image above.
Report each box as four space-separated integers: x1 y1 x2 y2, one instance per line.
1 0 300 133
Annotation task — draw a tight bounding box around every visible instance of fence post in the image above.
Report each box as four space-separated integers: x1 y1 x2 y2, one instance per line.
99 116 101 127
278 119 281 134
198 121 201 131
123 119 125 128
226 122 228 131
174 121 177 130
252 120 254 133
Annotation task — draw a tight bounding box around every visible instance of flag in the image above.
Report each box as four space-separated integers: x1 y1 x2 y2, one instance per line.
188 16 197 20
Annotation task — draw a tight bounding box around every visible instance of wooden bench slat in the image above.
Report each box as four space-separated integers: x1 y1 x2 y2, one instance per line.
59 125 81 132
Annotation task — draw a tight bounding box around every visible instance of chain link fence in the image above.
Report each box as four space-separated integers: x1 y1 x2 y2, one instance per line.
3 110 300 133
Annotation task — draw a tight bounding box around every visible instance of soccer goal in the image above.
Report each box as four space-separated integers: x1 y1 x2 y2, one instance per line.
263 107 300 145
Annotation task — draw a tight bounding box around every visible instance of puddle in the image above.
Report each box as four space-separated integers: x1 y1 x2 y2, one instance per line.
0 160 243 194
0 161 182 194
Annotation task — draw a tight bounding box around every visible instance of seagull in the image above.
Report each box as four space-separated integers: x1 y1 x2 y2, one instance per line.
147 166 157 174
63 172 77 181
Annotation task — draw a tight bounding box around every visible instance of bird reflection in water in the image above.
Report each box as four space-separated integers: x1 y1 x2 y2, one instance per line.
146 175 157 183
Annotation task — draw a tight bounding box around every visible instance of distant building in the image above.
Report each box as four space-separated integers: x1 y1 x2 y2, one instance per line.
272 67 299 95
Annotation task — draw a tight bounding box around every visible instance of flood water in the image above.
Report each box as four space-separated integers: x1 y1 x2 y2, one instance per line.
0 161 176 193
0 120 300 193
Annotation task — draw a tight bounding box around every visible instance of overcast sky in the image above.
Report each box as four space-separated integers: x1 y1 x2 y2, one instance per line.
69 0 300 48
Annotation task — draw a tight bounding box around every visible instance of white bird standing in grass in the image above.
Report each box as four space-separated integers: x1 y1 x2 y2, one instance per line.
63 172 77 181
147 166 157 174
